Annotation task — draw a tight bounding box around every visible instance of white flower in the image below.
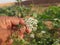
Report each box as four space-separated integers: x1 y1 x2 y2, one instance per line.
30 34 35 38
33 27 37 31
54 18 59 21
41 31 46 33
34 19 38 23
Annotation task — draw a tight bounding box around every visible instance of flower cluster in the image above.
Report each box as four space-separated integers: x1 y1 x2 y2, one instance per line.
24 17 38 31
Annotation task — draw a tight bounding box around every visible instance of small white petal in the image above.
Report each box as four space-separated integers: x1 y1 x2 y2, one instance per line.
54 18 59 20
41 31 46 33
